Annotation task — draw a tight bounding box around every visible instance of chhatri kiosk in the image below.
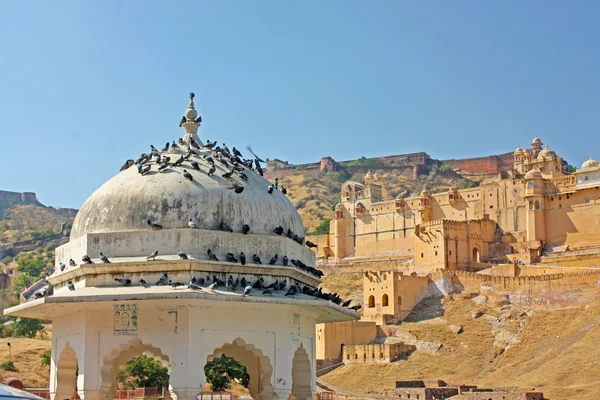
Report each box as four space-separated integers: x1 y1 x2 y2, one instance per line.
4 94 357 400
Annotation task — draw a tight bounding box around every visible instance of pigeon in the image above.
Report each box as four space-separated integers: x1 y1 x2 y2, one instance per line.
342 299 352 307
168 280 185 289
207 282 218 291
174 155 185 166
269 254 278 265
158 162 169 172
279 279 287 291
238 172 249 181
274 177 279 189
243 285 252 296
207 248 218 261
191 161 200 171
281 186 287 195
204 155 215 164
138 164 151 175
100 252 110 263
194 116 202 123
59 263 66 272
225 253 238 263
67 281 75 291
306 241 318 249
219 222 233 232
69 258 76 267
188 281 203 290
287 229 294 239
274 226 284 235
171 141 180 150
267 185 274 194
233 147 243 158
239 252 246 265
349 305 362 311
34 291 44 299
120 159 135 171
183 170 193 181
156 273 168 285
147 249 159 261
242 224 250 234
246 146 265 163
219 182 244 194
252 278 264 289
262 287 274 296
147 219 163 230
222 170 234 179
229 277 239 291
285 285 297 297
179 116 186 127
161 142 170 151
188 218 198 229
190 138 201 149
252 254 262 264
114 278 131 286
282 256 289 266
82 255 93 264
151 145 159 153
138 279 147 286
207 165 216 176
177 250 188 259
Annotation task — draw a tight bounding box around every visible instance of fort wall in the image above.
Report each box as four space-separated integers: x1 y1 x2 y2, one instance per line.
442 152 514 174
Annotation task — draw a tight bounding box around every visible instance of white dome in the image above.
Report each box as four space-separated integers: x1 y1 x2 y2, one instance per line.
582 157 599 169
71 152 304 240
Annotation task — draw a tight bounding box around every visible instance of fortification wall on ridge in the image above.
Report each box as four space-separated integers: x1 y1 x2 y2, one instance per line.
442 153 513 174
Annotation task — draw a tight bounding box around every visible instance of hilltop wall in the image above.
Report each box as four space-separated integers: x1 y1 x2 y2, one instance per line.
0 190 41 219
441 153 514 175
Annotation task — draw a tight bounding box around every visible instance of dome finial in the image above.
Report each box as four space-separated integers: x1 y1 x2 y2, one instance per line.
181 92 203 147
189 92 195 107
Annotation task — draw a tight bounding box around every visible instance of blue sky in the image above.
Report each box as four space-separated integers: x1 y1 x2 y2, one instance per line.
1 1 599 208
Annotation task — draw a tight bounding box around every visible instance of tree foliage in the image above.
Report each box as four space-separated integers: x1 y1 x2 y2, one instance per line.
40 350 51 368
16 253 46 277
117 355 170 391
204 355 249 392
0 360 16 372
13 317 44 338
29 229 60 245
312 219 331 235
11 273 31 297
439 164 451 172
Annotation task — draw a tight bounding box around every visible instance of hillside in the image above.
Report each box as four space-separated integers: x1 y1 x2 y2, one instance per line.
320 296 600 400
0 327 52 387
275 168 481 233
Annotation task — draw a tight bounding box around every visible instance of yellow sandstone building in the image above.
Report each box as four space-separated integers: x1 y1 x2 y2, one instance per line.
315 139 600 364
319 138 600 271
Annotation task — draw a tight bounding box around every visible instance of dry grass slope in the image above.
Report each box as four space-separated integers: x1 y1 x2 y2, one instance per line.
0 335 52 388
321 298 600 400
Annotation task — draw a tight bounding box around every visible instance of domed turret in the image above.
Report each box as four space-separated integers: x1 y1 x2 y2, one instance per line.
532 137 543 148
514 146 523 156
582 157 599 169
525 168 542 179
537 145 556 161
364 170 372 182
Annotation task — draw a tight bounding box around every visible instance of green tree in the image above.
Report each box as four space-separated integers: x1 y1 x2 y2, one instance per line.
40 350 51 368
439 164 451 172
312 219 331 235
117 355 170 391
204 355 249 392
567 164 577 173
13 317 44 338
0 360 16 372
11 273 31 297
16 254 46 277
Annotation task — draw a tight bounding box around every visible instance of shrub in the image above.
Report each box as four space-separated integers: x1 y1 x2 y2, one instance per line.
13 318 44 338
312 219 331 235
0 360 16 372
463 181 478 189
204 355 249 392
117 355 170 391
40 350 51 368
0 324 14 338
17 254 46 277
439 164 451 172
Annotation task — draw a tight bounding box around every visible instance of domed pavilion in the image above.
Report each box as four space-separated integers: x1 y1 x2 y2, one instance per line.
4 94 357 400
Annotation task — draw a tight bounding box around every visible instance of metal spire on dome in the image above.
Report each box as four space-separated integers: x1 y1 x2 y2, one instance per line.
180 92 204 148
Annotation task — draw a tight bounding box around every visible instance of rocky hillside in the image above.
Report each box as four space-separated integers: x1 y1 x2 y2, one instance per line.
271 167 482 233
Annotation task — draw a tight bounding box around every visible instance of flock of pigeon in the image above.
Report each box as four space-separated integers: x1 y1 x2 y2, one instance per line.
34 116 361 312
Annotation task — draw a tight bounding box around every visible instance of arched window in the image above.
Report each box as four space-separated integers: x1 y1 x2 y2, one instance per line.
472 247 480 263
534 200 540 209
398 296 402 307
383 274 387 281
368 295 375 308
382 294 389 307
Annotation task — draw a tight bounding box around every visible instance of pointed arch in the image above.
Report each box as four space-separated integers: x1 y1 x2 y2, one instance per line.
55 343 78 400
291 344 312 400
98 338 171 400
207 338 273 400
382 294 389 307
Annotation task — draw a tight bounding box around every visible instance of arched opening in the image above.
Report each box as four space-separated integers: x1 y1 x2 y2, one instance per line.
99 338 171 400
382 294 389 307
472 247 480 263
207 338 273 400
368 295 375 308
54 343 78 400
534 200 540 209
398 296 402 307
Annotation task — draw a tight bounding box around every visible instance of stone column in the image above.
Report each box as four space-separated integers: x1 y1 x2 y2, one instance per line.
272 388 292 400
169 388 201 400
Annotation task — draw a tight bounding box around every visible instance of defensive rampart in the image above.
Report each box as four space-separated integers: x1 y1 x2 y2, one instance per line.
441 152 513 174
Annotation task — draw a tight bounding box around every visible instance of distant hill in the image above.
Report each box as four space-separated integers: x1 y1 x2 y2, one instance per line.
264 151 506 233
